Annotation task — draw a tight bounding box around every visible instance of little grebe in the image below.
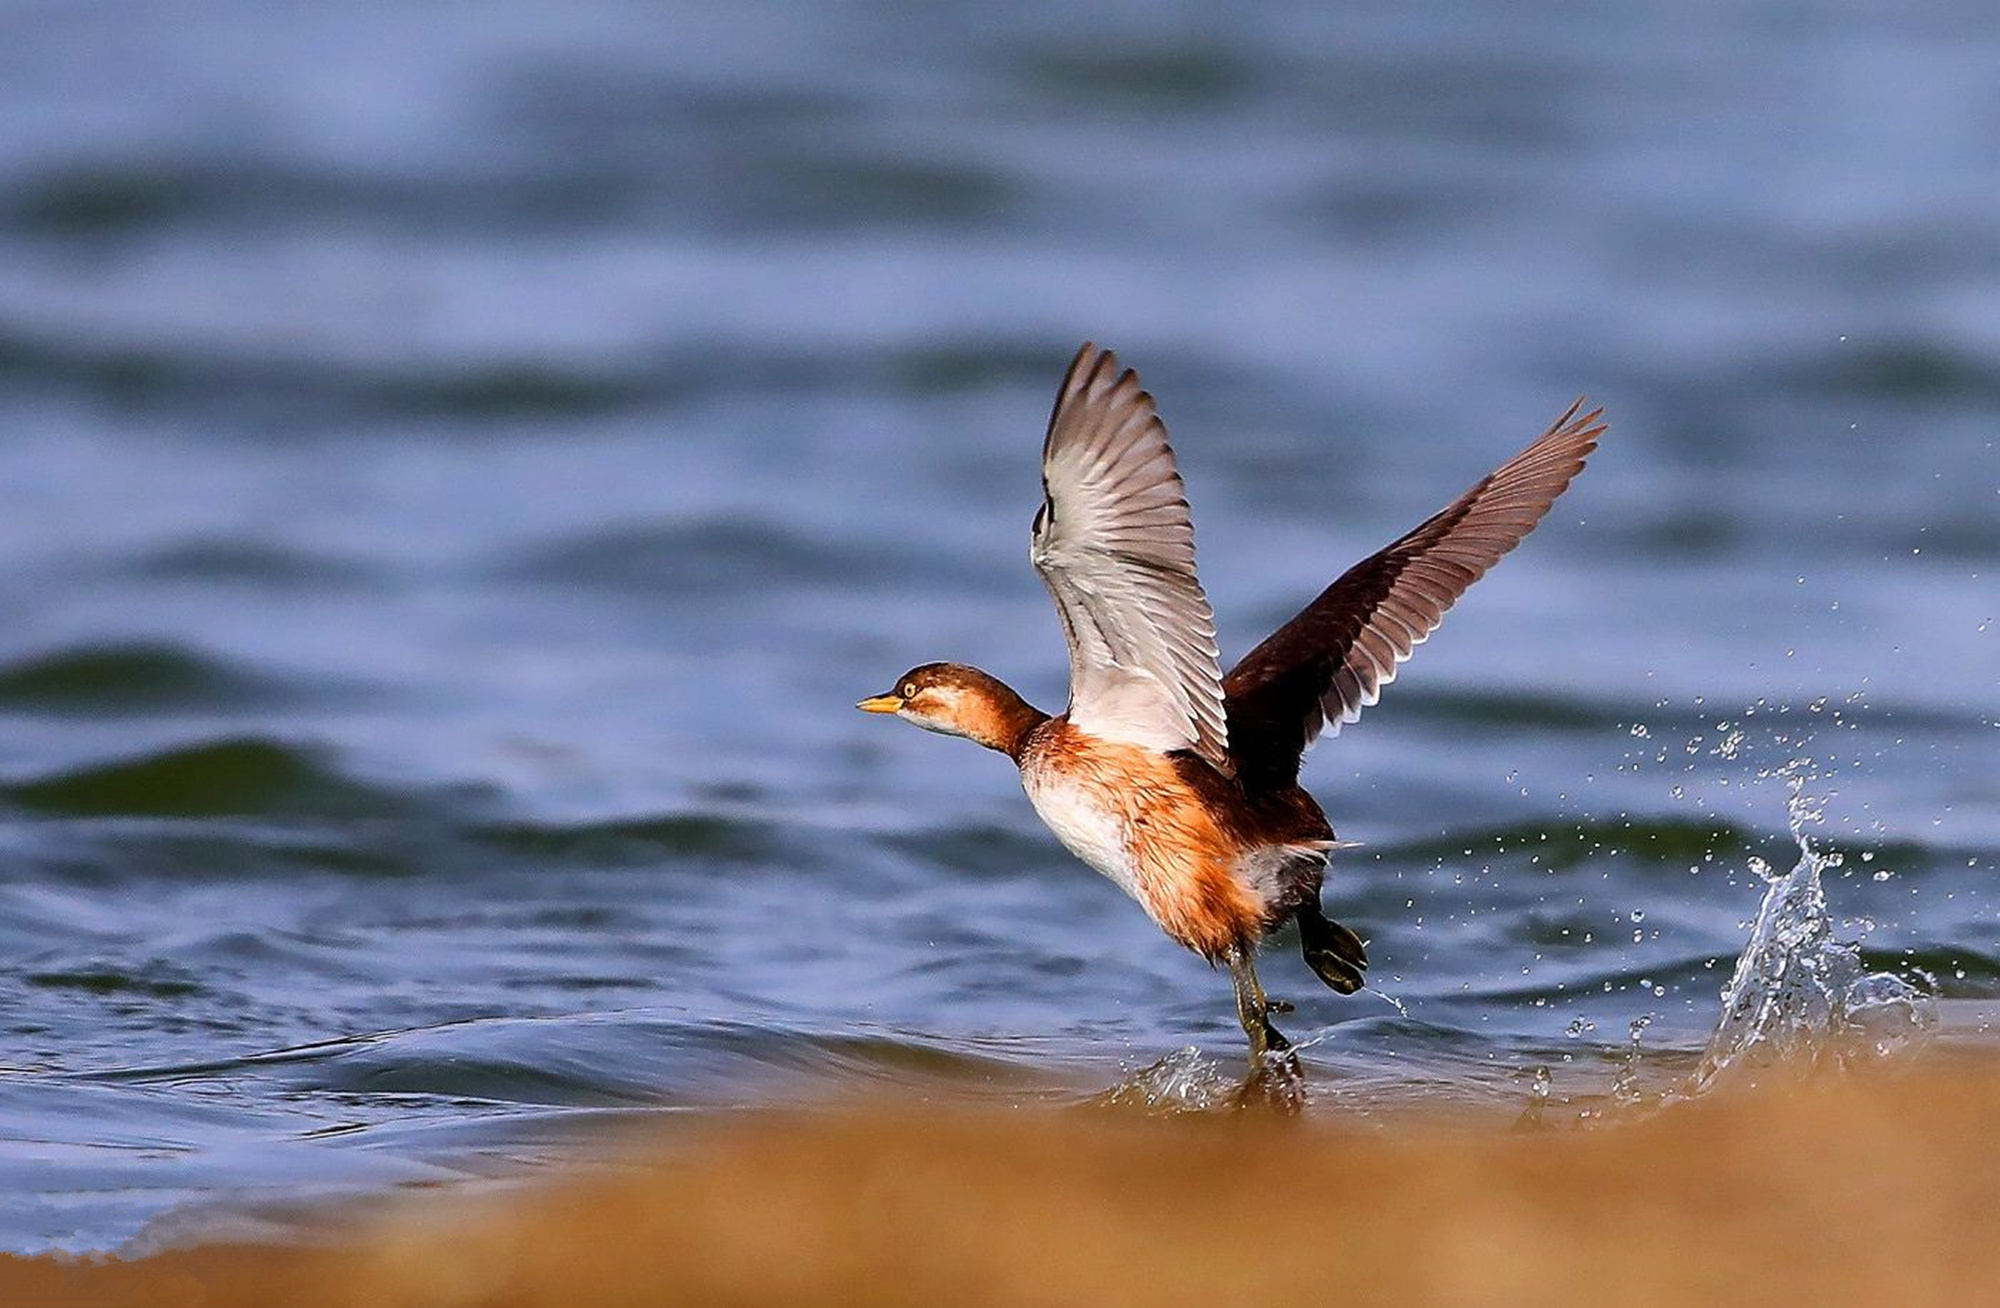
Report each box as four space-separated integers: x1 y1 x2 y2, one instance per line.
860 344 1604 1067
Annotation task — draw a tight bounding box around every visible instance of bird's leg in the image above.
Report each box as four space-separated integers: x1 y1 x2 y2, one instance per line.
1226 947 1293 1061
1226 946 1305 1114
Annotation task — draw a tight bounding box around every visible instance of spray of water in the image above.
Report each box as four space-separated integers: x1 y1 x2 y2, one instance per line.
1689 762 1937 1092
1089 1047 1243 1113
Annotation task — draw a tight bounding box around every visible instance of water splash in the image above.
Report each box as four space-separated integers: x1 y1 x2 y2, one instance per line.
1359 987 1410 1021
1089 1047 1242 1113
1690 764 1936 1091
1515 1063 1555 1129
1088 1044 1309 1116
1609 1015 1654 1107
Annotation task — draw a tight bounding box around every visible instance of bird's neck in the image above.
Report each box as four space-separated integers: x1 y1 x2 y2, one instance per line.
957 678 1048 760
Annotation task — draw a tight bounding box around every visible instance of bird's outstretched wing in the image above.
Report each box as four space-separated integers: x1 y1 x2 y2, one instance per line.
1031 344 1232 773
1224 398 1606 789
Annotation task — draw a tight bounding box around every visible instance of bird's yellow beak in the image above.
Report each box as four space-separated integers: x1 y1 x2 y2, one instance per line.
855 694 903 714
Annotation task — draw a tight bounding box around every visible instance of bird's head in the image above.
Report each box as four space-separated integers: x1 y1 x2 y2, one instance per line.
856 662 1039 753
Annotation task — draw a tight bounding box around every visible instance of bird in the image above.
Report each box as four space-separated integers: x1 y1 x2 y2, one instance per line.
858 343 1604 1068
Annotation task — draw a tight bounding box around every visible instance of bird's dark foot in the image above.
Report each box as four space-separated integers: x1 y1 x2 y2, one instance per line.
1235 1021 1305 1115
1298 900 1368 995
1249 1011 1292 1058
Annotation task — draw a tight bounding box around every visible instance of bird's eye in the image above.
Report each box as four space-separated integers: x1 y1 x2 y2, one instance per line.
900 682 917 698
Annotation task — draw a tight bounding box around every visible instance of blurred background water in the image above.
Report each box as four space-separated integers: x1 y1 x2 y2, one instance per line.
0 0 1993 1254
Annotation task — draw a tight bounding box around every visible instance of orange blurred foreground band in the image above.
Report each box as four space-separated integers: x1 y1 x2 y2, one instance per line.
6 1061 1997 1308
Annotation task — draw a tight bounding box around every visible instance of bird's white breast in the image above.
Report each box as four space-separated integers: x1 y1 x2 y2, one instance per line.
1019 765 1142 902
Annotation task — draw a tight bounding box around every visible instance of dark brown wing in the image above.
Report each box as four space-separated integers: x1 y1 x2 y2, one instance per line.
1223 398 1605 789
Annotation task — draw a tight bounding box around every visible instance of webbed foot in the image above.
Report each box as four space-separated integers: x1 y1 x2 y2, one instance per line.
1298 900 1368 994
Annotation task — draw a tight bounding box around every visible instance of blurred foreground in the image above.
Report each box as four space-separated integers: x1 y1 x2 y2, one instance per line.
9 1057 1997 1308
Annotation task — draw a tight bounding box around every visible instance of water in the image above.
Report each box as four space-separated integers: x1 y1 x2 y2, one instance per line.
1692 765 1939 1090
1 0 1995 1254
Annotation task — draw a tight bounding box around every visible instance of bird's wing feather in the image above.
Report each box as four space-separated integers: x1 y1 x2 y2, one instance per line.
1223 398 1606 788
1031 344 1232 773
